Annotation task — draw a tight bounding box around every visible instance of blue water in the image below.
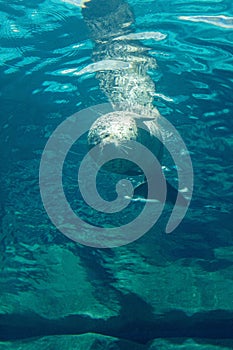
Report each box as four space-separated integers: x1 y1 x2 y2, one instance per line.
0 0 233 347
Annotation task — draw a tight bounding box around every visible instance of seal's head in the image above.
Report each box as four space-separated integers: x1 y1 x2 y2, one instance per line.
88 111 163 174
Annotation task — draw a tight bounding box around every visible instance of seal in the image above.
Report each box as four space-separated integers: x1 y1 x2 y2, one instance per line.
81 0 186 205
88 110 163 174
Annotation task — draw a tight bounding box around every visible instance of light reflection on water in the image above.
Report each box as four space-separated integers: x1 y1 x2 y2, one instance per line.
179 15 233 28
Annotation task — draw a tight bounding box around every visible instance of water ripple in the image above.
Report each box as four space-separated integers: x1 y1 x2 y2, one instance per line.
179 15 233 29
0 2 87 70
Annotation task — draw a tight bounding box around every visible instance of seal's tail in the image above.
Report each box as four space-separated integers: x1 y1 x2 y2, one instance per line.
134 180 189 207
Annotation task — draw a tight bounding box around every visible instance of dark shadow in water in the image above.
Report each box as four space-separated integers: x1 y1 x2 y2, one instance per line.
1 292 233 344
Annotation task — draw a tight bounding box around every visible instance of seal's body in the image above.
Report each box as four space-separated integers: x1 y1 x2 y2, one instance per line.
81 1 185 204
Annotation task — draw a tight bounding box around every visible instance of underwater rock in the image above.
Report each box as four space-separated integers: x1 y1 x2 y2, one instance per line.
0 334 146 350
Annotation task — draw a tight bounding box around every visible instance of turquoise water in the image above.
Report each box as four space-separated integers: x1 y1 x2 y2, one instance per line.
0 0 233 348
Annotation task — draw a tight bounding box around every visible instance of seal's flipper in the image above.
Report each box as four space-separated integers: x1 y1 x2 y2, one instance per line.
166 181 188 206
133 180 188 206
133 181 148 198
